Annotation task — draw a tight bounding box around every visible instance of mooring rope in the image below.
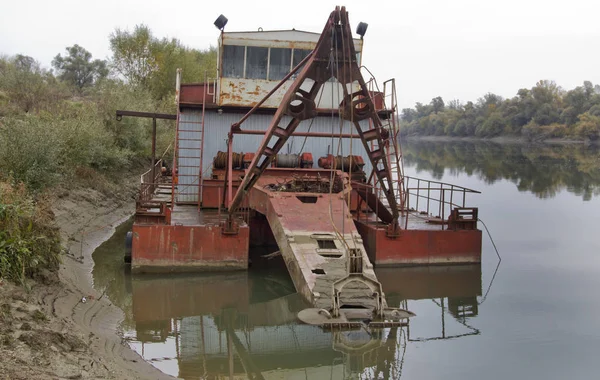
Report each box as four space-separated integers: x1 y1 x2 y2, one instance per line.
477 217 502 305
478 217 501 262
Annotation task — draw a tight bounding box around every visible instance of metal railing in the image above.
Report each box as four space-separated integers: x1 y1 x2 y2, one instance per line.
404 176 480 230
362 72 406 217
139 159 164 203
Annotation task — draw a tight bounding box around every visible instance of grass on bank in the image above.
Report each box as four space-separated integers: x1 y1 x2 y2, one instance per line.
0 181 61 285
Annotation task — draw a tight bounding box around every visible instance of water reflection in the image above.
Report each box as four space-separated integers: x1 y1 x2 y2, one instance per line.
402 140 600 200
378 266 482 342
92 222 486 379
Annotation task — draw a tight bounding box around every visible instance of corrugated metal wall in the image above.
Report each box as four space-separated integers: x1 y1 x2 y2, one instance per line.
176 108 374 203
203 111 372 173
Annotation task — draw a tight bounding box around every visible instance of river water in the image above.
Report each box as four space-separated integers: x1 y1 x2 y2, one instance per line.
92 140 600 379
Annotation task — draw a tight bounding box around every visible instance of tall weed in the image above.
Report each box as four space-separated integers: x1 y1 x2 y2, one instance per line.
0 181 61 284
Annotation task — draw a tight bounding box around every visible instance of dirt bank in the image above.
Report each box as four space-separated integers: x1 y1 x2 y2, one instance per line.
0 176 173 379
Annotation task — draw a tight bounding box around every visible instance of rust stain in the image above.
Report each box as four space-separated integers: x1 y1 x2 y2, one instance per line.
247 84 262 96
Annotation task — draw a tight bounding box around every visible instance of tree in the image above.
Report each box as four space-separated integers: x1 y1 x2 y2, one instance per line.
431 96 445 113
534 103 560 126
531 80 562 105
109 24 217 99
477 93 503 116
415 102 432 118
401 108 417 122
453 119 468 136
575 112 600 141
475 112 506 137
110 25 158 88
397 80 600 140
0 55 65 113
52 45 108 92
447 99 463 111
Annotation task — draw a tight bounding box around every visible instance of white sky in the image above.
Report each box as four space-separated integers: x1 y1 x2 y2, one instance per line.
1 0 599 109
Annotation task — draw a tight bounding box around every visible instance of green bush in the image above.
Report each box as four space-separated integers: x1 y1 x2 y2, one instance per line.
475 112 506 137
0 116 62 190
575 112 600 141
0 181 61 284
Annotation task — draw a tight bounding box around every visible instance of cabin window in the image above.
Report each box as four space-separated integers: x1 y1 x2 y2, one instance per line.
293 49 312 70
222 45 245 78
269 48 292 80
246 46 268 80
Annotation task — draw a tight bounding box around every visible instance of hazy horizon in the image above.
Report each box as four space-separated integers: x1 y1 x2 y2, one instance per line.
2 0 599 109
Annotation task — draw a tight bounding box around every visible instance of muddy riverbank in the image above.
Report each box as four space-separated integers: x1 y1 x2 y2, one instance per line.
0 178 174 379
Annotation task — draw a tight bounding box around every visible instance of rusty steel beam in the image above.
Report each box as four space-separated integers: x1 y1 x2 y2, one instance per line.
226 6 400 230
115 110 177 120
225 9 341 220
231 129 361 139
116 110 177 190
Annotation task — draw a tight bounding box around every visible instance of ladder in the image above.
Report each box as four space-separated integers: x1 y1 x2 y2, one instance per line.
364 75 406 216
382 79 406 213
173 107 205 205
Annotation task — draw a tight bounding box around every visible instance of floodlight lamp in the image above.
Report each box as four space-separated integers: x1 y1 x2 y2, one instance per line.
214 14 228 31
356 22 368 38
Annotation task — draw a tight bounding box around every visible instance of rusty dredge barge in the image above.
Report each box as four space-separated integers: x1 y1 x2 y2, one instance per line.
124 7 482 325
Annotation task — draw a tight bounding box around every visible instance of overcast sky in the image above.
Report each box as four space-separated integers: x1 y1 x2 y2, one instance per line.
1 0 599 109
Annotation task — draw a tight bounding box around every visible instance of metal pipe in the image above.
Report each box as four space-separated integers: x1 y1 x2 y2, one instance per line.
232 129 361 139
439 183 443 219
416 179 420 212
404 175 480 194
405 192 409 229
427 182 430 215
199 73 207 210
171 111 180 208
227 135 233 207
175 69 181 104
441 190 445 231
151 118 157 189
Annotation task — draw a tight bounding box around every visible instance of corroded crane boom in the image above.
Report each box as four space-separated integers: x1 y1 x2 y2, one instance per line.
227 6 399 230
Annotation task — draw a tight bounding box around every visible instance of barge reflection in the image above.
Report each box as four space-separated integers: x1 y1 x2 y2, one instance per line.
377 265 482 342
93 226 486 378
124 264 482 379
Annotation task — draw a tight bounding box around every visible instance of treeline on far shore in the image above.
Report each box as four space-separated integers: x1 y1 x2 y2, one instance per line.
399 80 600 142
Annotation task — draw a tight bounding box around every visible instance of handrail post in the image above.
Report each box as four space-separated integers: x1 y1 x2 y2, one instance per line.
405 192 409 229
439 183 443 219
416 179 420 212
441 189 445 231
151 117 157 189
427 181 431 216
450 185 454 213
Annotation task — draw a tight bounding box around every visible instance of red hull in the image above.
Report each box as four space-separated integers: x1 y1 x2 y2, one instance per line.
131 223 249 273
356 220 482 266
